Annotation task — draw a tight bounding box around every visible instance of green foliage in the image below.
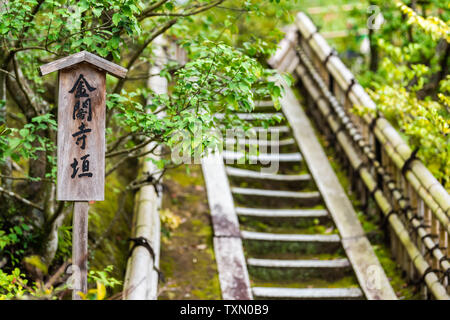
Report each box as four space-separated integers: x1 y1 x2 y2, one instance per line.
0 0 306 299
54 225 72 262
0 0 141 58
397 1 450 43
108 39 285 161
0 218 35 267
354 1 450 188
79 265 122 300
1 114 57 178
0 268 30 300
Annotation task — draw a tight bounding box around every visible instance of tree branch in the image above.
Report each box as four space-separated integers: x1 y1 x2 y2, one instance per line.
0 185 44 211
113 19 178 94
105 143 159 177
140 0 226 19
106 138 153 158
139 0 171 19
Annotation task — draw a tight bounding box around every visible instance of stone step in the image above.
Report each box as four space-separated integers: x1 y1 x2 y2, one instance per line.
235 207 328 218
226 166 310 181
252 287 363 299
224 137 295 147
247 258 350 269
255 101 275 107
241 230 340 243
231 187 320 200
215 112 284 121
223 151 302 163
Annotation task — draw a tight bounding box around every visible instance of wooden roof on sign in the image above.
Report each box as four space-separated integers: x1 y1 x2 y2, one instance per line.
40 50 128 79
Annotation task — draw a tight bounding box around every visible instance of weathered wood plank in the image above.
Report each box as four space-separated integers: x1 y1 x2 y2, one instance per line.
215 112 283 120
40 51 127 78
57 63 106 201
247 258 350 268
202 151 253 300
72 201 89 300
223 151 302 163
202 152 241 237
226 166 310 181
235 207 328 218
277 77 397 300
224 137 295 147
213 237 253 300
253 287 363 299
231 187 320 200
241 230 340 243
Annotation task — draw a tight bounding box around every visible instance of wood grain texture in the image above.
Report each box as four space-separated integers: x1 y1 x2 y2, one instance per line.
57 63 105 201
201 151 253 300
40 51 127 79
201 152 240 237
213 237 253 300
72 201 89 300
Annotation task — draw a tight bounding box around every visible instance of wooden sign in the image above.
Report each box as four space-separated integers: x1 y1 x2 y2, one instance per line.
40 51 127 201
40 51 127 299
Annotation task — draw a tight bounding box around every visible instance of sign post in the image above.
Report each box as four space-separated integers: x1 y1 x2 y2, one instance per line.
40 51 127 299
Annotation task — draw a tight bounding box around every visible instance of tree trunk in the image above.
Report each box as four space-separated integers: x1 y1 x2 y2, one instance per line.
368 27 379 72
0 59 13 196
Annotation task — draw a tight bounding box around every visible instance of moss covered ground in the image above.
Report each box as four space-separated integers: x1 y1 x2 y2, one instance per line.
158 164 221 300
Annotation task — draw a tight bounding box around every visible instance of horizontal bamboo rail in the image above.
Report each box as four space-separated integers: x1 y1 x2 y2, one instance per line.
270 11 449 298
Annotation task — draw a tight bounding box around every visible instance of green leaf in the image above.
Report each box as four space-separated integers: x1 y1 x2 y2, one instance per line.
19 128 29 138
112 13 121 26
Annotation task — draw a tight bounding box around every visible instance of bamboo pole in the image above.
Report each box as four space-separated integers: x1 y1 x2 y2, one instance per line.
123 36 168 300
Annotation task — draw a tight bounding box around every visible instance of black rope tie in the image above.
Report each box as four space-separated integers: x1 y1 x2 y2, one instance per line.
128 237 165 283
410 265 450 285
401 148 420 175
369 186 381 198
325 111 335 121
388 186 400 194
398 197 410 206
334 125 347 136
411 266 439 286
323 49 337 65
439 256 449 265
424 242 441 258
420 233 437 242
355 162 366 175
369 115 380 132
345 78 356 97
306 30 318 42
407 212 421 224
382 209 396 228
440 269 450 283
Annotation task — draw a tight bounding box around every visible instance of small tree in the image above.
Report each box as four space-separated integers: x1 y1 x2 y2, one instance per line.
0 0 293 288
